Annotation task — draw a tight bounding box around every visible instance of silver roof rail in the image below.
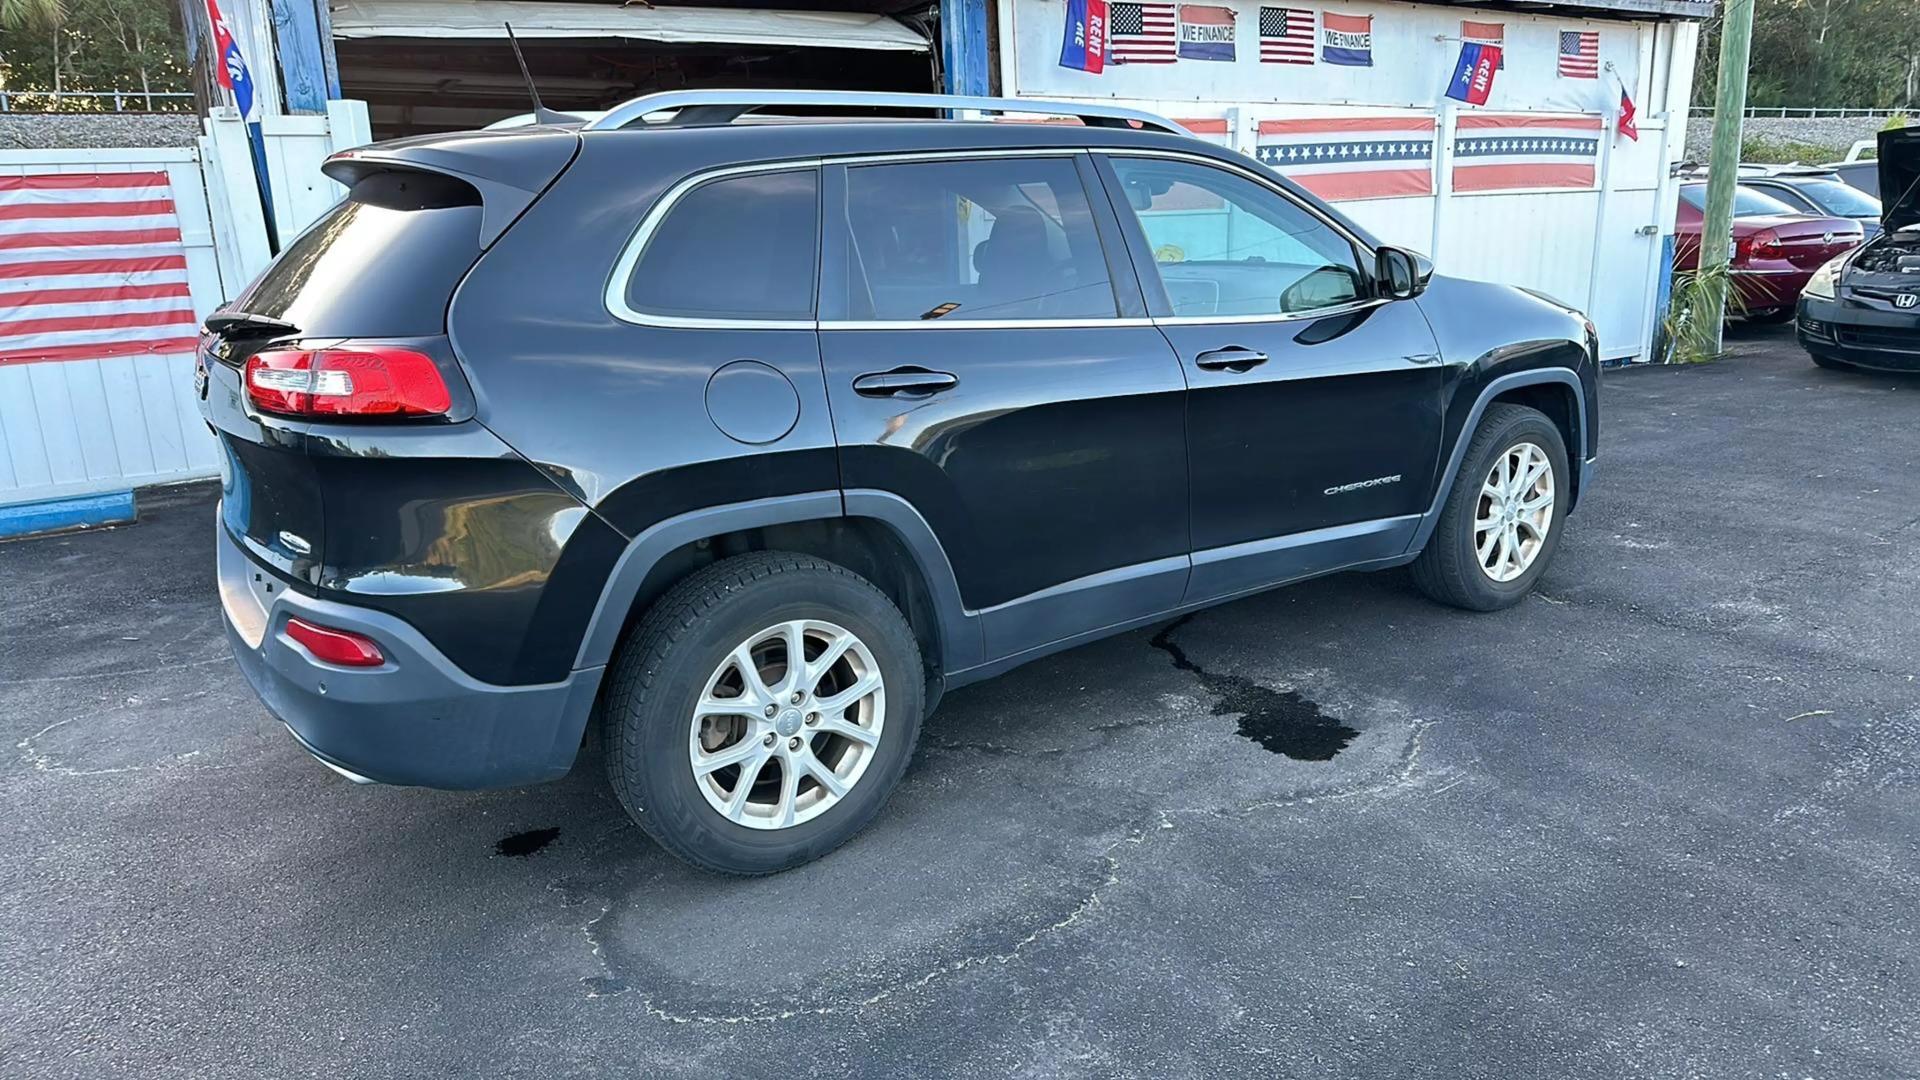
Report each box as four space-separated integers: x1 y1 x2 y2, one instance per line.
583 90 1191 137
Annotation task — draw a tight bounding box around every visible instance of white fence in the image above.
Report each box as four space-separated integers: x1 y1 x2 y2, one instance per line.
0 103 368 511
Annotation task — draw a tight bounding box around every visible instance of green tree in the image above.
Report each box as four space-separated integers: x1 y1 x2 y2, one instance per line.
0 0 187 108
1696 0 1920 109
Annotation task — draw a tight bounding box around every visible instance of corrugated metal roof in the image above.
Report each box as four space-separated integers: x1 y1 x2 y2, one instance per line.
330 0 931 52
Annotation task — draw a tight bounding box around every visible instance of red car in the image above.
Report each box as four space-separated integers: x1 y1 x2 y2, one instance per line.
1674 182 1863 321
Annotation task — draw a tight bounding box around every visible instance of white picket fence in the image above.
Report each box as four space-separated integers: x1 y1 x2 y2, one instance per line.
0 103 368 510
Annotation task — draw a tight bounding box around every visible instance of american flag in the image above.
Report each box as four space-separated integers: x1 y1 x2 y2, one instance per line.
1259 7 1315 65
1558 30 1599 79
1109 2 1177 64
0 173 197 367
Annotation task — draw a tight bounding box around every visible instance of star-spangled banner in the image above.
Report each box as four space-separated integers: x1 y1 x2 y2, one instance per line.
1255 117 1435 201
1451 113 1604 192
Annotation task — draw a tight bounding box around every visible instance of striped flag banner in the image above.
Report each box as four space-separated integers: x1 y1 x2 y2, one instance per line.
1254 116 1435 202
1558 30 1599 79
1451 114 1604 193
1174 117 1234 148
0 172 196 367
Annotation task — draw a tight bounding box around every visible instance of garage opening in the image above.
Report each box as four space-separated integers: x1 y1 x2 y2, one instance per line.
330 0 936 138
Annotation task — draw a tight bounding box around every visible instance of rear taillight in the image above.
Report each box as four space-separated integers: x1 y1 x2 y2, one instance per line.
285 617 386 667
244 347 451 419
1739 229 1784 261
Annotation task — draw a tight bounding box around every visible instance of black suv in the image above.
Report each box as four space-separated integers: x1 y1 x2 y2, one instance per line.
201 91 1599 874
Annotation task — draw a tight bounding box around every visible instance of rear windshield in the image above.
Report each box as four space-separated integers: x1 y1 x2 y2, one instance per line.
1790 179 1882 218
1679 184 1798 218
235 170 483 337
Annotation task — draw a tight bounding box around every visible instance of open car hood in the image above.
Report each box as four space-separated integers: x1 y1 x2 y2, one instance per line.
1880 126 1920 232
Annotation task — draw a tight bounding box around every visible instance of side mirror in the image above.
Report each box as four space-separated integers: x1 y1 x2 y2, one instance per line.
1376 246 1434 300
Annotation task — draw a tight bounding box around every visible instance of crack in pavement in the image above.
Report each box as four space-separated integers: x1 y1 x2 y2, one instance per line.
14 690 236 777
1147 614 1360 761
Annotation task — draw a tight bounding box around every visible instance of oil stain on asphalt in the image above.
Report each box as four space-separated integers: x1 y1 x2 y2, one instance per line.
1151 616 1359 761
496 828 560 857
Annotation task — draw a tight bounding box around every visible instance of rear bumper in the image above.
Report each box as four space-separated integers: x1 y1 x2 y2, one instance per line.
1797 296 1920 371
218 512 604 789
1730 267 1814 312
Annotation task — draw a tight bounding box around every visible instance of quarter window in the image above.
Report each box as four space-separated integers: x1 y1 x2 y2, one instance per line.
625 168 819 321
1107 157 1367 317
838 157 1119 322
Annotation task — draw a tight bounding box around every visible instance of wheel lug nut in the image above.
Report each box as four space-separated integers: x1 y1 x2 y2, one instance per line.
790 691 804 704
805 712 818 725
788 737 802 751
763 705 777 718
762 733 776 747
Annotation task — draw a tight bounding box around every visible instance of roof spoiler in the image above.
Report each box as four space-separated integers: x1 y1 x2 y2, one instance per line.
322 126 580 247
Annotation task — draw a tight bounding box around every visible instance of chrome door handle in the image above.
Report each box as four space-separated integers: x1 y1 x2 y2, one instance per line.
1194 347 1269 372
852 368 958 397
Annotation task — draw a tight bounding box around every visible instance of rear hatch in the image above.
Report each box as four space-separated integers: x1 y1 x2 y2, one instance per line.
198 127 577 581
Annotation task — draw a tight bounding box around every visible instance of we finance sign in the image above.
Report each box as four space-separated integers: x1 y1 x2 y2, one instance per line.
1176 5 1236 61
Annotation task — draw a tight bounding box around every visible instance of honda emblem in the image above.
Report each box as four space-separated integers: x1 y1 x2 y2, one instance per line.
1896 294 1918 309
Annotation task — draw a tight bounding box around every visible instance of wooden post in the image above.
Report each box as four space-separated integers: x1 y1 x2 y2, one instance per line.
1696 0 1755 357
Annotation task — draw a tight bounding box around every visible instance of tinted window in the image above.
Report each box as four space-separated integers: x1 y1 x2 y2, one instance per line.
237 170 483 336
840 157 1117 321
1108 157 1366 317
1678 184 1799 217
627 169 819 320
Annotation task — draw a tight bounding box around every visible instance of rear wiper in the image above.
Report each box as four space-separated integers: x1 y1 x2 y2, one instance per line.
203 311 299 337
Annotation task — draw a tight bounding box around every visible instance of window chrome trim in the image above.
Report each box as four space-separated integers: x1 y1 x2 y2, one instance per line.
604 158 825 331
820 317 1156 331
604 146 1399 332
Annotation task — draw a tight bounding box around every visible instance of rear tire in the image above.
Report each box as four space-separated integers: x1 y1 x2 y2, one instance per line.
1749 307 1797 324
602 552 924 875
1410 404 1569 612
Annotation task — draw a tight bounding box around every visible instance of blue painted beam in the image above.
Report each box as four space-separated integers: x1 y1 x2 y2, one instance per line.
941 0 991 96
272 0 337 112
0 491 137 540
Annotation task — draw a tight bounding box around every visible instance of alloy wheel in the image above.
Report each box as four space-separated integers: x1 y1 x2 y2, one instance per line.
687 620 885 830
1474 441 1555 583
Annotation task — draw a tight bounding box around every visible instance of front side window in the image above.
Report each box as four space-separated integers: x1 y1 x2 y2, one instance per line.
1106 156 1367 317
625 168 819 321
839 157 1118 322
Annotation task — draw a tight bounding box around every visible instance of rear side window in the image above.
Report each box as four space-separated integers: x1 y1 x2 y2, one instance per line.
624 169 819 321
237 170 482 337
838 157 1118 322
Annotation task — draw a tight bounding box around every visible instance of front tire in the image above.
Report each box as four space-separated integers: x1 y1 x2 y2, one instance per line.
1410 403 1569 611
602 552 924 875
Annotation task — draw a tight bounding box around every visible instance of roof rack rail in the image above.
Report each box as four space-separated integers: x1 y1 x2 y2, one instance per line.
583 90 1191 137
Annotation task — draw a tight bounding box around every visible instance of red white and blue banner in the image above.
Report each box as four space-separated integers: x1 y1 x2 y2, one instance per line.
1059 0 1108 72
1255 116 1435 201
0 173 196 367
1176 5 1237 61
1451 114 1603 192
1320 11 1372 67
1461 19 1504 69
1444 42 1501 106
1174 117 1234 147
1557 30 1599 79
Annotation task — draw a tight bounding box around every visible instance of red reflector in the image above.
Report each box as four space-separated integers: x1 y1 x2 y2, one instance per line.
285 617 386 667
244 347 451 419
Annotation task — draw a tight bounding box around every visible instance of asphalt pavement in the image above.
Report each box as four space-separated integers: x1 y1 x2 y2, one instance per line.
2 324 1916 1078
